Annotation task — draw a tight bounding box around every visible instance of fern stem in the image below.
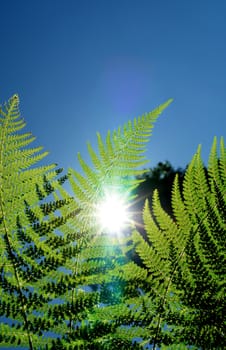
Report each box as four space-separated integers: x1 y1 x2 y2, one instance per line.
69 238 83 334
152 243 186 350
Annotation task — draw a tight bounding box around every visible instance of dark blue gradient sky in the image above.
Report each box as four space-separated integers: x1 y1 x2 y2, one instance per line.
1 0 226 171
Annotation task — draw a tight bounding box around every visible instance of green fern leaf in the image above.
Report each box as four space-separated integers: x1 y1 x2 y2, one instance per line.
68 99 172 234
132 137 226 349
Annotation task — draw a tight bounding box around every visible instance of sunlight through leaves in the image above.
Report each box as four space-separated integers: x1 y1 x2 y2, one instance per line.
95 191 130 233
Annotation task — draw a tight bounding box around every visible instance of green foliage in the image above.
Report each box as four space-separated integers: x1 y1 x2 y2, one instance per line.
131 138 226 349
48 97 172 348
0 94 171 348
68 98 172 234
0 94 225 350
0 95 74 349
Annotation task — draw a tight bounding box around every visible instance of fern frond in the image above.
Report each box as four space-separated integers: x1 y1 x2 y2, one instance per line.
0 95 72 349
68 99 173 233
132 136 226 349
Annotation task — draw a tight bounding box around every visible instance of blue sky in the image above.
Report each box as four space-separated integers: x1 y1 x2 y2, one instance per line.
0 0 226 171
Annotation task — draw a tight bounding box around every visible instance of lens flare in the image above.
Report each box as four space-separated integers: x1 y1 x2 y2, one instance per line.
96 192 129 233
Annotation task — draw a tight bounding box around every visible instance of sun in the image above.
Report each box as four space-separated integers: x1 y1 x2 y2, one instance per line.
95 191 129 233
